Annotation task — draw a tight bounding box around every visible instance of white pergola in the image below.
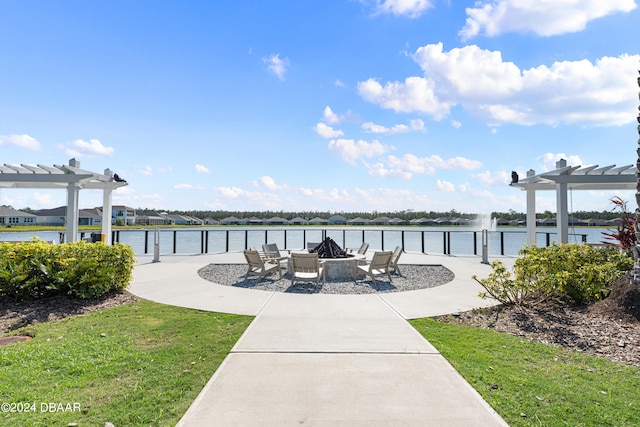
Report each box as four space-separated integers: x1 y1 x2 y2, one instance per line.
510 159 637 245
0 158 127 244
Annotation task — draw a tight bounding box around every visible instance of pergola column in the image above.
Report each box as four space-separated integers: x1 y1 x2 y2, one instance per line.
102 187 113 244
526 187 536 245
556 181 569 244
66 182 80 243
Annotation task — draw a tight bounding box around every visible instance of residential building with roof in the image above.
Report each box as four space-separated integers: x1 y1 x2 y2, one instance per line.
164 214 204 225
0 205 37 226
348 217 371 225
289 217 308 225
135 210 168 226
32 206 102 226
220 216 247 225
264 216 289 225
112 205 136 225
308 217 328 225
328 215 347 225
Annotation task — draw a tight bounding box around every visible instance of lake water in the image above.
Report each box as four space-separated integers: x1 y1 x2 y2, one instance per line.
0 226 615 257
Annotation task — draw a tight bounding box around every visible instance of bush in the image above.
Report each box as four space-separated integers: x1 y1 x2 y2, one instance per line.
0 240 135 300
474 243 633 305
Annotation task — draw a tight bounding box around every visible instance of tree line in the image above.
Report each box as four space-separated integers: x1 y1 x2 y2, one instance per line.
157 208 626 222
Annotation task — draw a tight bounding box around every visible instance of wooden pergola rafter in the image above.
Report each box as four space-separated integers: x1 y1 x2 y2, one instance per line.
511 159 636 245
0 158 127 244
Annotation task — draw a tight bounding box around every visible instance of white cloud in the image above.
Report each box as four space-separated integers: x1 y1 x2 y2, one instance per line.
472 170 510 186
362 119 425 134
260 176 286 191
174 183 205 190
0 134 41 151
327 138 390 164
139 166 153 176
314 122 344 138
357 76 452 119
213 186 284 209
436 179 455 192
460 0 637 40
218 186 244 199
365 154 482 180
538 153 584 171
60 138 114 158
195 164 210 174
362 42 639 126
264 54 290 81
0 191 64 210
451 120 462 128
412 43 523 98
373 0 433 18
323 106 343 124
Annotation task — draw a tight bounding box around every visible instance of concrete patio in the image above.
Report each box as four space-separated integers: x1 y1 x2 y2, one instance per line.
129 251 515 426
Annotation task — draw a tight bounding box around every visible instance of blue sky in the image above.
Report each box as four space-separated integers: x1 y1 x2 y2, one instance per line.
1 0 639 214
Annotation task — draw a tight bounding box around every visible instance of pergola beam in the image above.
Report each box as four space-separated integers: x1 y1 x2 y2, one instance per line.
512 159 637 245
0 158 127 243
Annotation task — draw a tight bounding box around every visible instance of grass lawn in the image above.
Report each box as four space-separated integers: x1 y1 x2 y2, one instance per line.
0 299 253 426
411 318 640 427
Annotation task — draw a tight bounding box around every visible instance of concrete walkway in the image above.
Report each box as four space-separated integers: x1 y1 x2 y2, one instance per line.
129 252 515 426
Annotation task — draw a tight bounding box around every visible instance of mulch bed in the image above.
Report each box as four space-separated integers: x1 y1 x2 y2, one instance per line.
0 291 139 340
434 276 640 367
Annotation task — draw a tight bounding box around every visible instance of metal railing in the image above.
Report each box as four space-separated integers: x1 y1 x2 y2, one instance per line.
104 228 589 257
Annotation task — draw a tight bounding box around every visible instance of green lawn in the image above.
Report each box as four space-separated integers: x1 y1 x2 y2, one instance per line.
4 297 638 426
411 318 640 427
0 299 253 426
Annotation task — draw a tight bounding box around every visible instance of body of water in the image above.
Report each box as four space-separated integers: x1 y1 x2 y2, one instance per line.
0 226 615 257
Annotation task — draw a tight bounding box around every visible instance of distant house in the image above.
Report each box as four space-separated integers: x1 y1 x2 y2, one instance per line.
220 216 247 225
328 215 347 225
435 217 456 225
112 205 136 225
0 205 37 226
135 210 168 226
264 216 289 225
371 216 392 225
569 217 587 226
289 217 308 225
538 218 556 226
247 216 263 225
348 217 371 226
451 218 471 226
308 217 328 225
606 218 624 227
586 218 608 227
389 217 407 225
496 218 511 226
32 206 66 226
204 217 219 225
411 218 437 226
79 208 102 226
163 214 203 225
32 206 101 226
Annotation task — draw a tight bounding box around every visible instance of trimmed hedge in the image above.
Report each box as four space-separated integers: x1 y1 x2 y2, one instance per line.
0 240 135 300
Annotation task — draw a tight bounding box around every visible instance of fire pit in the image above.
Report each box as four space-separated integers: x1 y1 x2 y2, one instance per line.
306 238 364 281
308 237 353 259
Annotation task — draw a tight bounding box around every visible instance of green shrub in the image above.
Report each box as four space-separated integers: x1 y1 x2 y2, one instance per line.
474 243 633 305
0 240 135 300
